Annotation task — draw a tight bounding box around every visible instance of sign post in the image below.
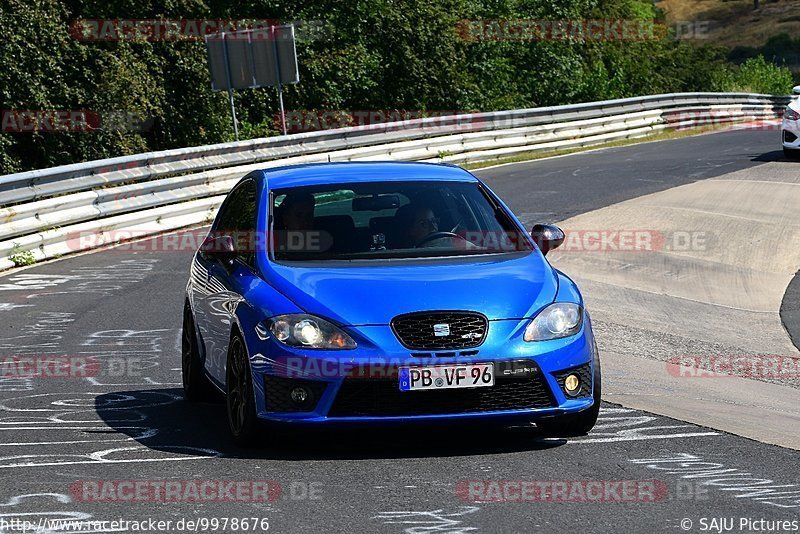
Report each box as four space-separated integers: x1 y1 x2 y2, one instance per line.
272 26 286 135
219 32 239 141
205 24 299 139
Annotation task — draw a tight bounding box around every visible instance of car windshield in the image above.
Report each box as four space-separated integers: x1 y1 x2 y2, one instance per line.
270 180 532 261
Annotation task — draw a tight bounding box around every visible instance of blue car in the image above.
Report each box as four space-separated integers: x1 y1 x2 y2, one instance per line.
182 162 600 445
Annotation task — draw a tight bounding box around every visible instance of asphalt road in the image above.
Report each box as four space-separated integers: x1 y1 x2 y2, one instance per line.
476 128 785 224
782 273 800 351
0 129 797 534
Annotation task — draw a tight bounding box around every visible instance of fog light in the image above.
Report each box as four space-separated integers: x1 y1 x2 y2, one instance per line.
290 387 310 404
564 374 581 395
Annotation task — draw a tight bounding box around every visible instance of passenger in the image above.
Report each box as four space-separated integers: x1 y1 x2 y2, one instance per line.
277 192 315 231
274 192 315 252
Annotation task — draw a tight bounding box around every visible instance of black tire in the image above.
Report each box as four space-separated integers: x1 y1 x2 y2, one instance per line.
182 301 213 402
226 332 261 447
784 147 800 159
536 341 601 437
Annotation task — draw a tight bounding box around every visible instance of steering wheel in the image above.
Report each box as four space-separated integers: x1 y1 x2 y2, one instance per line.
415 231 467 247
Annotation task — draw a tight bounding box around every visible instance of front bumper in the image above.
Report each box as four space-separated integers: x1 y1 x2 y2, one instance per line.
782 118 800 149
249 316 597 425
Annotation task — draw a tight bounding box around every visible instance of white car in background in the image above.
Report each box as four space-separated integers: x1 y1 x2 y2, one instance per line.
782 85 800 158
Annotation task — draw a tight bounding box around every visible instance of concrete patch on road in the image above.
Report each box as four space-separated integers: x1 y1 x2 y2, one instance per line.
547 161 800 449
601 350 800 450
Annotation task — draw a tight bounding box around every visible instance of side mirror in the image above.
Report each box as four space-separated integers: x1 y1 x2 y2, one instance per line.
792 85 800 96
530 224 565 256
200 234 237 264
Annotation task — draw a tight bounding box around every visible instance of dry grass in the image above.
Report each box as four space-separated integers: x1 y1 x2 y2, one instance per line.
462 122 742 170
658 0 800 48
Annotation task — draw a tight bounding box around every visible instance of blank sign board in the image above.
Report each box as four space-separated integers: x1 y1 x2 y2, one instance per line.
206 25 299 91
275 26 299 84
227 34 256 89
206 37 229 91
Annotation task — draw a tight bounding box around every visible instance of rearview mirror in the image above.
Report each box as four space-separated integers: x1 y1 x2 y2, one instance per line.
200 234 237 264
530 224 565 256
793 85 800 96
352 194 401 211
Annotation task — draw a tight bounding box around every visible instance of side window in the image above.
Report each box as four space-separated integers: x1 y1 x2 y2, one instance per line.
214 180 258 268
215 185 246 233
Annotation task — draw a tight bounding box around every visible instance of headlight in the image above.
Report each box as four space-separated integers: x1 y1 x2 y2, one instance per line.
524 302 583 341
265 314 357 349
785 107 800 121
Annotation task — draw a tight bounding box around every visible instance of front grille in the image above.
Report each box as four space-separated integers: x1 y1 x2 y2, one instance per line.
328 359 554 417
391 311 488 350
554 363 593 399
263 375 327 412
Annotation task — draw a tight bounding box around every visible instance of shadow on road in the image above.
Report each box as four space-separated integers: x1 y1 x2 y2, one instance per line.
752 150 791 162
96 388 566 461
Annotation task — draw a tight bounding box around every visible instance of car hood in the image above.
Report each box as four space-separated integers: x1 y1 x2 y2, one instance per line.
263 252 558 326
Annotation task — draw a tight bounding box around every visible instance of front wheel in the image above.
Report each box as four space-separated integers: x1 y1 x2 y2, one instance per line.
784 147 800 159
226 332 261 447
536 342 601 437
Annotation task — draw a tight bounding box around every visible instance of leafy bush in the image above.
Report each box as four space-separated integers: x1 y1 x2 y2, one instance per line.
721 56 794 94
9 244 36 267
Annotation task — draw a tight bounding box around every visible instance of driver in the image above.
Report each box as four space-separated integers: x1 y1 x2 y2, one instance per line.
396 204 440 247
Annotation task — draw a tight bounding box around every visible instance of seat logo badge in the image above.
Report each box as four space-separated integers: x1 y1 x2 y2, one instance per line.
433 323 451 337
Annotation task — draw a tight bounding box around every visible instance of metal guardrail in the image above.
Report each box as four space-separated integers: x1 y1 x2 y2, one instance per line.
0 92 789 271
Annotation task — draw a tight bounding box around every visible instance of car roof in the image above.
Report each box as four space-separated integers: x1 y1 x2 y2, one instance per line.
256 162 479 189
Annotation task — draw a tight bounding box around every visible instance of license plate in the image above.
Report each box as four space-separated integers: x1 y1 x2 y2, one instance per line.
398 363 495 391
